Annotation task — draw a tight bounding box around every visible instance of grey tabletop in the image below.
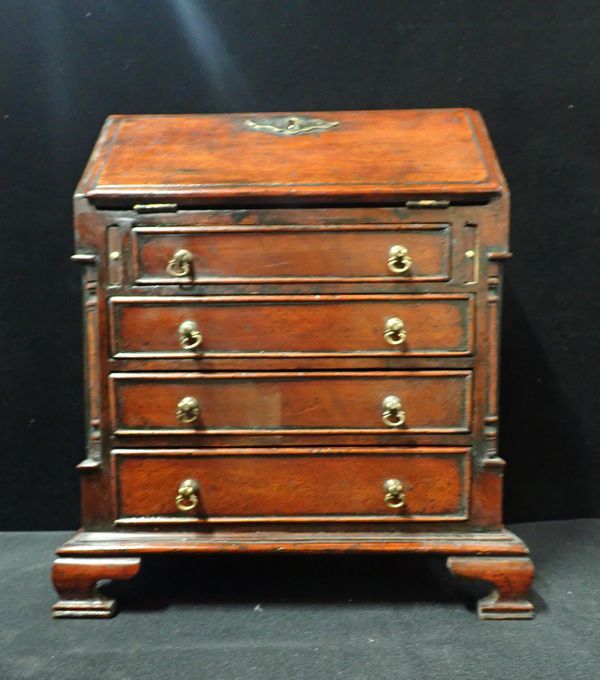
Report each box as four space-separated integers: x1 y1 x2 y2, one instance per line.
1 519 598 680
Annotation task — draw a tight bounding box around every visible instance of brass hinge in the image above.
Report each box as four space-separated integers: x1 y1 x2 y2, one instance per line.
70 253 97 265
133 203 178 213
405 199 450 209
488 252 513 261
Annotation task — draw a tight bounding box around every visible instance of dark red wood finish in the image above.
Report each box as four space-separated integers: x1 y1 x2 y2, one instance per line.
54 109 534 619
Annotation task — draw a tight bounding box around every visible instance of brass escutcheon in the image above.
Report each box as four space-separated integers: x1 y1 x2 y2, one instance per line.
384 317 407 346
382 395 406 428
244 114 339 137
383 478 405 509
175 479 199 512
177 396 199 424
178 320 203 350
388 245 412 274
167 249 193 277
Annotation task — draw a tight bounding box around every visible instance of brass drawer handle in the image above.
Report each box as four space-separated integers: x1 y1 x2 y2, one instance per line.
178 320 203 350
177 396 199 424
384 317 407 346
383 478 405 508
176 479 199 512
388 245 412 274
167 249 193 277
382 395 406 428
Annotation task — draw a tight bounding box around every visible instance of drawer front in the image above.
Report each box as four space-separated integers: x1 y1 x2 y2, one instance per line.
113 448 470 523
110 371 472 436
132 224 450 284
109 294 474 359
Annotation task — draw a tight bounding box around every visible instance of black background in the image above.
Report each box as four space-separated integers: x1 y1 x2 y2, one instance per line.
1 0 598 530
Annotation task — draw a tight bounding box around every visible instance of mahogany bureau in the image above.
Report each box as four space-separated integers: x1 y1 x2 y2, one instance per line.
53 109 535 619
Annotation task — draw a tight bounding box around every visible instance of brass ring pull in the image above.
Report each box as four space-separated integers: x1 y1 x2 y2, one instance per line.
176 479 199 512
382 395 406 428
167 249 193 277
384 317 407 346
177 396 199 424
383 478 405 509
388 245 412 274
178 320 203 350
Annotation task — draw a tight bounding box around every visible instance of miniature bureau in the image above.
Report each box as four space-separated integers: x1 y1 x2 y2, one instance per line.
53 109 534 619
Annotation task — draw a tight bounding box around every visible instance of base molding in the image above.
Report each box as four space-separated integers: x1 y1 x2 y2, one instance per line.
53 599 117 619
56 528 530 556
53 529 534 619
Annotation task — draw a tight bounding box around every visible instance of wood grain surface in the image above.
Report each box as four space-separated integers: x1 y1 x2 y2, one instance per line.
132 224 450 284
113 448 469 522
80 109 505 205
110 370 472 434
109 294 473 359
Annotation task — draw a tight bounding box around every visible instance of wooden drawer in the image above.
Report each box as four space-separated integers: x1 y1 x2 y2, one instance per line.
110 371 472 436
109 294 474 359
132 224 450 285
113 447 470 524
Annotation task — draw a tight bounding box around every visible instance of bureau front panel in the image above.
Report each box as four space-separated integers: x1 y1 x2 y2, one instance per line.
113 448 470 523
132 224 450 284
110 371 472 435
109 294 474 359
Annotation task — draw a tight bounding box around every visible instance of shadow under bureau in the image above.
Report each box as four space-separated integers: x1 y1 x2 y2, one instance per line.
53 109 535 620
